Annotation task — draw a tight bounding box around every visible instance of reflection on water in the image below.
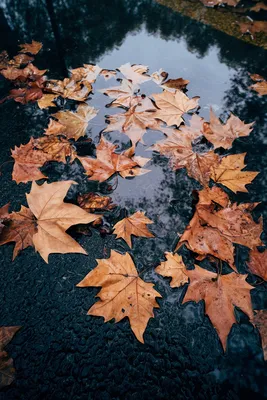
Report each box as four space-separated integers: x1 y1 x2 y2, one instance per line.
1 0 267 399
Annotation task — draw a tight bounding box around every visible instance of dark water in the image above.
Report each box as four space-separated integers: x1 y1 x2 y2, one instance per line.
1 1 267 399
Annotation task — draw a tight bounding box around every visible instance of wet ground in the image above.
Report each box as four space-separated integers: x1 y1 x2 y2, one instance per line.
0 0 267 399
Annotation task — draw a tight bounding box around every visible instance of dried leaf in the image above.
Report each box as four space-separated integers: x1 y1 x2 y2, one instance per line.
249 74 267 96
99 79 139 108
37 93 58 109
78 138 150 182
118 63 151 85
11 136 77 183
0 181 100 262
44 119 66 136
247 249 267 281
239 21 267 35
45 77 92 101
151 121 219 186
19 40 42 55
52 103 98 140
155 252 188 287
162 77 189 91
100 69 117 80
1 63 46 81
77 193 115 212
153 90 199 127
203 108 254 149
113 211 155 247
0 326 21 389
211 153 259 193
104 97 157 145
253 310 267 360
71 64 102 83
183 265 254 350
0 204 10 234
77 250 161 343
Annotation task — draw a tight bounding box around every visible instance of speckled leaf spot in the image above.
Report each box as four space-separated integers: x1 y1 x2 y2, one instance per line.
77 250 162 343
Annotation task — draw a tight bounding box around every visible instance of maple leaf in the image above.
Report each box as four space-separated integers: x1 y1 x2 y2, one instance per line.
37 93 58 109
44 119 66 136
70 64 102 83
77 193 116 212
3 87 43 105
203 109 254 149
104 97 157 145
52 103 98 140
153 90 199 127
177 187 263 270
151 69 168 85
201 0 239 6
78 138 150 182
18 40 42 55
1 63 46 81
113 211 155 248
0 203 10 234
155 252 188 287
45 78 92 101
151 119 219 186
0 205 36 259
161 77 190 91
0 181 101 262
211 153 259 193
77 250 161 343
253 310 267 360
99 78 140 108
0 326 21 389
183 265 254 350
249 74 267 96
118 63 151 85
11 136 77 183
247 249 267 281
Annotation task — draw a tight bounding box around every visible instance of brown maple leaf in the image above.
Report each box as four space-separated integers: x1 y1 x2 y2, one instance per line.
253 310 267 360
247 249 267 281
77 250 161 343
44 119 66 136
0 326 21 389
18 40 42 55
1 63 46 81
183 265 254 350
155 252 188 288
77 193 116 212
0 203 10 234
0 181 100 262
45 77 92 101
113 211 155 248
239 21 267 35
52 103 98 140
203 108 254 149
211 153 259 193
78 138 150 182
37 93 58 109
99 79 140 108
161 77 190 91
118 63 151 85
249 74 267 96
151 119 219 186
153 90 199 127
3 87 43 104
70 64 102 83
104 97 157 145
11 136 77 183
177 187 263 270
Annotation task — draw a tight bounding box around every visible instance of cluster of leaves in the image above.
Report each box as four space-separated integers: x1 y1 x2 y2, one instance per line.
197 0 267 39
0 41 267 387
